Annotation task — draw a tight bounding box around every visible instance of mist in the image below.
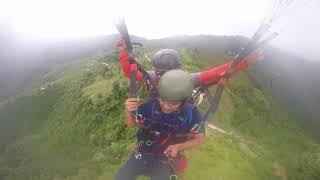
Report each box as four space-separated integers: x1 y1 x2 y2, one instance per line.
0 0 319 61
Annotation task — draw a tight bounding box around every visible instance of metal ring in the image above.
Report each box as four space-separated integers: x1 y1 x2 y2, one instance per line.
170 174 177 180
145 140 152 146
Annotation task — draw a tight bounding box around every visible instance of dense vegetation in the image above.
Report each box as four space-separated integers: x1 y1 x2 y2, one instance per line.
0 42 319 180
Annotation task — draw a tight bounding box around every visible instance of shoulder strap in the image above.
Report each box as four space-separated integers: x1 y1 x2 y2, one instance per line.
178 103 195 126
151 99 161 120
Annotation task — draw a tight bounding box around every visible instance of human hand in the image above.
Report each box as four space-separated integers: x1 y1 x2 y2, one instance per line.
164 144 181 158
116 39 128 52
124 98 139 113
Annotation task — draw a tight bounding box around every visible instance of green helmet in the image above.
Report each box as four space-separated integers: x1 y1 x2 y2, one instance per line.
152 49 181 71
157 70 194 102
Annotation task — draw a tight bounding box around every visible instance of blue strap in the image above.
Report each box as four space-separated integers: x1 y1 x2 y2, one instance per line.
188 107 193 125
180 105 194 126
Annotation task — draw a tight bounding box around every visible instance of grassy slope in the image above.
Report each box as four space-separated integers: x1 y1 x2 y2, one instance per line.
0 47 318 180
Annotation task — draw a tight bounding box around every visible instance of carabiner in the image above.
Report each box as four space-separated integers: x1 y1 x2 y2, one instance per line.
170 174 178 180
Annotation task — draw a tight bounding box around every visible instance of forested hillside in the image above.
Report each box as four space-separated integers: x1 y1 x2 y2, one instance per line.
0 36 319 180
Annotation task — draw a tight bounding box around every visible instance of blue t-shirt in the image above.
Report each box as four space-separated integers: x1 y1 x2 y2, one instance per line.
136 98 204 154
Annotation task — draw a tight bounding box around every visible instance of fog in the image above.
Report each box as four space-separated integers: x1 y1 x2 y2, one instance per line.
0 0 319 61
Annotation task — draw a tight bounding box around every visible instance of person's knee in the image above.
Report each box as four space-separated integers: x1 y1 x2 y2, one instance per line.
115 153 139 180
151 164 171 180
115 168 131 180
115 159 139 180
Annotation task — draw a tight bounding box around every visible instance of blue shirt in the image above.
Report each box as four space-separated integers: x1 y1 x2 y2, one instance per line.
136 98 204 154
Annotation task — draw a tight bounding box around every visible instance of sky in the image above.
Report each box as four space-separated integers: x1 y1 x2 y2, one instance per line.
0 0 319 61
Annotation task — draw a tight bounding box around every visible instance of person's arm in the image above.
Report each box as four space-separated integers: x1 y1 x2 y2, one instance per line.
124 98 139 128
116 40 144 80
164 133 205 158
192 50 263 87
176 133 205 150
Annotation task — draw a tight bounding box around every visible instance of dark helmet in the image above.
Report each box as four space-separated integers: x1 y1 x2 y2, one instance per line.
152 49 181 71
157 70 193 102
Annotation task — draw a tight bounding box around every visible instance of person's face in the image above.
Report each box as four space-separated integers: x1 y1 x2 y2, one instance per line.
158 97 182 114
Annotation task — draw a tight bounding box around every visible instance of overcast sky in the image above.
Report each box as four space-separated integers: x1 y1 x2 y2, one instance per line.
1 0 319 61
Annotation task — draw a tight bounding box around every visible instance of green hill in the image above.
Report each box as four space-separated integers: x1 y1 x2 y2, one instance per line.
0 37 319 180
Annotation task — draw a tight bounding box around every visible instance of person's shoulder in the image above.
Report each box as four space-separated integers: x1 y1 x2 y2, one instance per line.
178 102 202 128
180 102 201 118
178 102 197 119
180 102 196 112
